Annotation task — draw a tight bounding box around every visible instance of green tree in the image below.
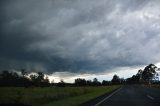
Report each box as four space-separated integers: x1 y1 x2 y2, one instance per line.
93 78 101 86
141 64 157 84
57 79 65 87
111 74 120 84
75 78 86 86
21 69 27 77
37 72 45 82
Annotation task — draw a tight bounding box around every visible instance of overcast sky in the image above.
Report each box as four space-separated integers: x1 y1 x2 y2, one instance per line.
0 0 160 81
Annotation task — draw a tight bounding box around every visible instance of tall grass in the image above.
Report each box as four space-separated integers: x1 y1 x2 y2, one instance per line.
0 85 120 106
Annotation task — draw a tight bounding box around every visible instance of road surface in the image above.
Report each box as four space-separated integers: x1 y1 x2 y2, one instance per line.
80 85 160 106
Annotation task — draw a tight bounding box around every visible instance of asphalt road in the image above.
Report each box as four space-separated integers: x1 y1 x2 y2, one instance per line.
80 85 160 106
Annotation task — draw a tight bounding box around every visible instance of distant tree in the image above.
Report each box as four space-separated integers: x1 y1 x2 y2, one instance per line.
154 73 159 82
0 70 9 86
86 80 92 86
141 64 157 84
137 69 143 76
1 70 10 79
44 76 49 83
0 70 18 86
111 74 120 84
102 80 111 85
0 70 31 87
57 79 65 87
126 64 159 84
120 78 126 84
37 72 45 82
29 72 47 86
75 78 86 86
93 78 98 83
21 69 27 77
131 75 140 84
136 69 143 82
0 70 52 87
43 76 50 86
30 74 38 82
93 78 101 86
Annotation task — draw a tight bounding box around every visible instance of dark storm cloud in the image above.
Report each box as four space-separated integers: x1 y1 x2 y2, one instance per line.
0 0 160 73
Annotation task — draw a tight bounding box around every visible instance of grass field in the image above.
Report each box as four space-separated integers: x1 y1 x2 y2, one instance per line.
0 85 120 106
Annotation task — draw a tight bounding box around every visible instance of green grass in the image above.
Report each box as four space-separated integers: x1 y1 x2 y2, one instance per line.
0 85 120 106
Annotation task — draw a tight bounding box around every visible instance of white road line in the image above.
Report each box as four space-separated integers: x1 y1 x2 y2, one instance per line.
147 95 154 100
94 87 122 106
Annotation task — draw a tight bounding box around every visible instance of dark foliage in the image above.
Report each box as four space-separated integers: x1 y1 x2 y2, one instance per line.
0 63 159 87
102 80 111 85
0 70 50 87
75 78 87 86
56 79 66 87
126 64 159 84
92 78 101 86
74 78 101 86
111 74 120 84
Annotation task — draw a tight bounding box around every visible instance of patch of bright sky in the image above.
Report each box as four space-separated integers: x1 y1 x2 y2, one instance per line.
48 64 148 83
48 62 160 83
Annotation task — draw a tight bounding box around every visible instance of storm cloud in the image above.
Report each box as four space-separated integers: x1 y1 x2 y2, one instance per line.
0 0 160 73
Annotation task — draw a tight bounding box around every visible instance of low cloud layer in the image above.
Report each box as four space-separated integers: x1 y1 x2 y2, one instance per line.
0 0 160 74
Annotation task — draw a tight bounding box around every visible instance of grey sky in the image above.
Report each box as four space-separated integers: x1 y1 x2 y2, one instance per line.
0 0 160 74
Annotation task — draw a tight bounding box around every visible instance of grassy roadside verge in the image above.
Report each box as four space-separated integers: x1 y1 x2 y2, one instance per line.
0 85 120 106
42 85 120 106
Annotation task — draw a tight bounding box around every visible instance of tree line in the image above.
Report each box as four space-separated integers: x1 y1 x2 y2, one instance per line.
0 70 50 87
0 64 159 87
126 64 159 84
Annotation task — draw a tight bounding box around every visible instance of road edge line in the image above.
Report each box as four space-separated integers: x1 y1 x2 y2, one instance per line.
147 95 154 100
94 87 122 106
